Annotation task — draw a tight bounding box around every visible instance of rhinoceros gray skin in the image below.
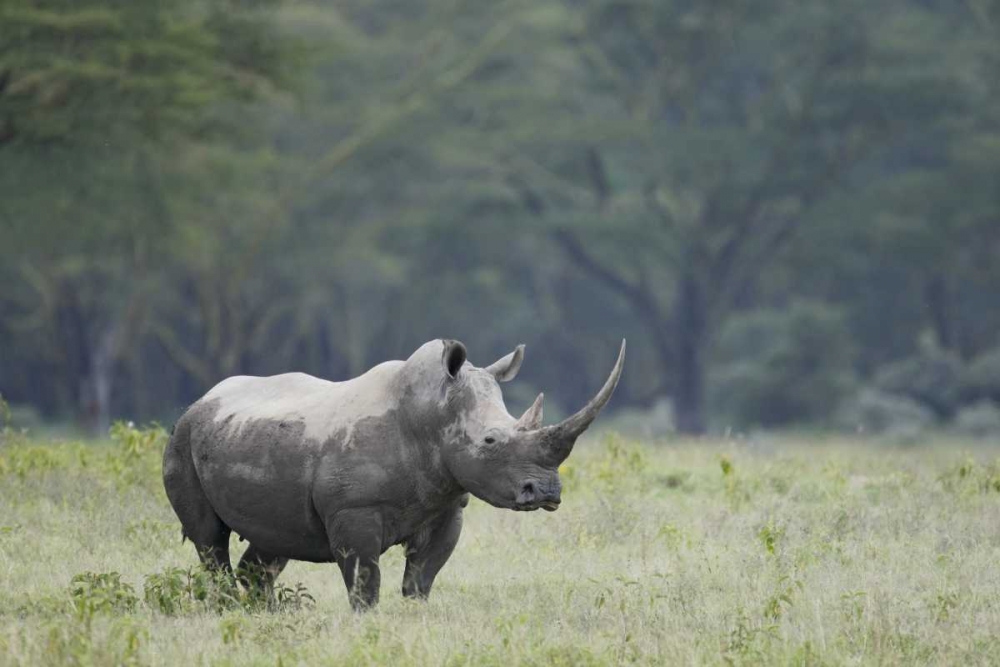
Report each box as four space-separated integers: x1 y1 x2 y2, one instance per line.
163 338 625 610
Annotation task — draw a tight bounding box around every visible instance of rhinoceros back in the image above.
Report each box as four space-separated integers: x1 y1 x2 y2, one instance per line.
202 364 403 444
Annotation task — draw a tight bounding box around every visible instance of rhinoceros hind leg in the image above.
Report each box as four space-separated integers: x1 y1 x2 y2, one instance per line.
163 422 232 574
402 499 465 600
237 544 288 596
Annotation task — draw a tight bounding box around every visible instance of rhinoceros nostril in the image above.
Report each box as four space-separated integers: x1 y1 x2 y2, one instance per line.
520 481 536 501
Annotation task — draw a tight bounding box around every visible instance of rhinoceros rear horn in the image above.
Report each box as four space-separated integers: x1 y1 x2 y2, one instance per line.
515 393 544 431
536 339 625 462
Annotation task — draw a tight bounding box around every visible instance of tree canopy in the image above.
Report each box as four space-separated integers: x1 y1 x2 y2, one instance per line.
2 0 999 435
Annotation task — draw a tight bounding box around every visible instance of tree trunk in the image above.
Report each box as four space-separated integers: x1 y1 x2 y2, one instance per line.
673 273 707 435
88 361 113 437
924 275 954 351
84 324 120 437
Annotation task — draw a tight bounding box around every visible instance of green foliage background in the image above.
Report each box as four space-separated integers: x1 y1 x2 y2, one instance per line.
1 0 999 434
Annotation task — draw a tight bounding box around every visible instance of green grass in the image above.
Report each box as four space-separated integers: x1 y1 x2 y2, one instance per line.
3 425 1000 665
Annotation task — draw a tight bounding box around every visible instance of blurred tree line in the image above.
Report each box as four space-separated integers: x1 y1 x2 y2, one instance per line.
1 0 999 436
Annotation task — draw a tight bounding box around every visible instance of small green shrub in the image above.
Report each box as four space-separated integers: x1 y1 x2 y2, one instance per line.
68 572 138 620
719 455 734 477
143 566 315 615
109 420 168 459
103 421 169 488
757 521 785 557
272 582 316 611
143 567 197 615
718 454 756 507
0 445 64 479
938 457 1000 495
143 566 241 615
762 574 801 621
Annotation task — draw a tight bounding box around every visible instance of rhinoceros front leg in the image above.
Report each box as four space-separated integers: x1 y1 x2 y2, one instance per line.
402 498 465 600
327 509 383 611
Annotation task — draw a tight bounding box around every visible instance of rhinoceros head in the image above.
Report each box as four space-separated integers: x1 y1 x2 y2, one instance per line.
398 339 625 512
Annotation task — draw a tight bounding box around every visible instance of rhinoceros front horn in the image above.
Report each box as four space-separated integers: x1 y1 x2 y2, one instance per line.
534 339 626 463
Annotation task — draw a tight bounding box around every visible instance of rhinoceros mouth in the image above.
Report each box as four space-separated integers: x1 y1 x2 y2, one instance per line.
514 499 561 512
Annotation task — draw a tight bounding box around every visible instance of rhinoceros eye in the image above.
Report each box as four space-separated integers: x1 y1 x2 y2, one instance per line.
484 436 496 445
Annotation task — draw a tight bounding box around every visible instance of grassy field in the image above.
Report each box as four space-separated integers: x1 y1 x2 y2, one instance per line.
2 425 1000 666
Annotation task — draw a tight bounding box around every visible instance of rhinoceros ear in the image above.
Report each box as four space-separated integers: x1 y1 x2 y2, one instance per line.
443 340 468 379
485 344 524 382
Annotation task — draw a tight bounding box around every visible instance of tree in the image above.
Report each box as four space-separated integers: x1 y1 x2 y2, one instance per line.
483 0 968 432
770 0 1000 373
2 0 998 434
0 0 297 432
